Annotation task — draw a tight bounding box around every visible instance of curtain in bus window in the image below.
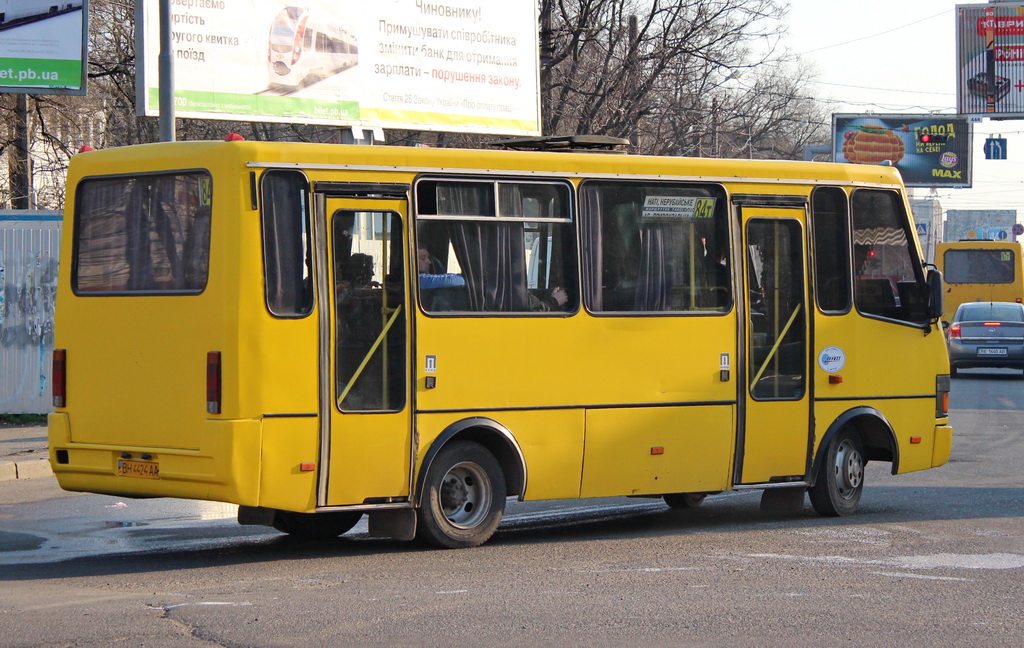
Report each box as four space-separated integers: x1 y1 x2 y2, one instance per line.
74 172 211 294
435 182 528 312
448 221 529 311
261 171 312 317
851 190 928 325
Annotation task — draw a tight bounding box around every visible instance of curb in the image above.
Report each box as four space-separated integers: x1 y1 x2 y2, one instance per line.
0 458 53 482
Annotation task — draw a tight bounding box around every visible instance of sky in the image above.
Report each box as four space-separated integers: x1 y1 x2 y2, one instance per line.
782 0 1024 217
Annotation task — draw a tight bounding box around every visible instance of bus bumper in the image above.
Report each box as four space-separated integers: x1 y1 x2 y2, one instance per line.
932 424 953 468
48 412 262 506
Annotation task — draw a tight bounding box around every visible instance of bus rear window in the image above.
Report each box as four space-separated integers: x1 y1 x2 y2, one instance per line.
73 172 212 294
943 249 1016 284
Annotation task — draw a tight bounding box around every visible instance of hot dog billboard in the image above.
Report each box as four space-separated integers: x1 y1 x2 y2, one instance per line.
832 114 973 189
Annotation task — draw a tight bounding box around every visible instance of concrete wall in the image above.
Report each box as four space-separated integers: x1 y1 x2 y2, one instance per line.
0 211 61 414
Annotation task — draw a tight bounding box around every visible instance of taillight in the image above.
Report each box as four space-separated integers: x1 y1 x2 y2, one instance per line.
936 375 950 417
948 324 961 338
983 322 1001 326
53 349 66 407
207 352 222 414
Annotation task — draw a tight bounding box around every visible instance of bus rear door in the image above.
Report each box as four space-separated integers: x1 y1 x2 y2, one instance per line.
736 200 811 484
314 184 412 507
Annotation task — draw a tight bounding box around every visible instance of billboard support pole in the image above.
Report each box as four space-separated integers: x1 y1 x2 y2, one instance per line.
11 94 31 209
158 0 175 142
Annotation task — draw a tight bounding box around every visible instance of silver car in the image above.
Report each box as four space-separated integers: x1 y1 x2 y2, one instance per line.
947 301 1024 377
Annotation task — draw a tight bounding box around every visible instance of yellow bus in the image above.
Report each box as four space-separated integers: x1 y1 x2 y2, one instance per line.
935 240 1024 323
48 136 952 548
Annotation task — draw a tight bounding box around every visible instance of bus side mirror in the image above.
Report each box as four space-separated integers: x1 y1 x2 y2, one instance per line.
927 268 944 321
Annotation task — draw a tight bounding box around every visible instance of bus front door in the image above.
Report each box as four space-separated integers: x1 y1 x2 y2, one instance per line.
315 192 412 507
737 207 811 484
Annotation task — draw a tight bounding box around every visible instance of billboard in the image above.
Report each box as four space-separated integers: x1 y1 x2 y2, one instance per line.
0 1 88 95
944 209 1017 243
136 0 541 136
832 114 973 189
957 2 1024 116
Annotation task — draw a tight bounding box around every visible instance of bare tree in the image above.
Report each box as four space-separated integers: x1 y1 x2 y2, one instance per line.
541 0 827 158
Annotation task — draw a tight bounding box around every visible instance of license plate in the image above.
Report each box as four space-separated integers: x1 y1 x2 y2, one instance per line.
117 459 159 479
978 347 1008 357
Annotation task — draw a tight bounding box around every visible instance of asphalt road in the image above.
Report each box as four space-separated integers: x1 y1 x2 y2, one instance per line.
0 369 1021 647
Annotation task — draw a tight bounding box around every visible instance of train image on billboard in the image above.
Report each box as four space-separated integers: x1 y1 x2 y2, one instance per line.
268 6 358 89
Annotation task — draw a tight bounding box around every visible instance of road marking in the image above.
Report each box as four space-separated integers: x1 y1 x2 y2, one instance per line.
869 571 972 582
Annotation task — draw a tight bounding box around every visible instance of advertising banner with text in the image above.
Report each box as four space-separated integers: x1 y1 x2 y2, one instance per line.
0 1 88 95
832 114 973 189
956 2 1024 117
137 0 541 135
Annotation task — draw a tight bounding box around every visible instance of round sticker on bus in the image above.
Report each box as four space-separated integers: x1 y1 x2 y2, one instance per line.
818 346 846 373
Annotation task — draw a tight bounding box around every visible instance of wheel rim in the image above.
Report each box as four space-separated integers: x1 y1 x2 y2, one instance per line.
832 439 864 499
438 461 491 529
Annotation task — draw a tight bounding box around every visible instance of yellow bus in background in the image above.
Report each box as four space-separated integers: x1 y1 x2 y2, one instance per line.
48 136 952 548
935 240 1024 324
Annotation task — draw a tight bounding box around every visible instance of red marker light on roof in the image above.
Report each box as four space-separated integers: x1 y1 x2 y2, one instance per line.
225 133 245 141
78 145 95 153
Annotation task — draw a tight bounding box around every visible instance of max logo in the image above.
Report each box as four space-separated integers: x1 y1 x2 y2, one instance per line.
932 169 962 179
821 354 842 364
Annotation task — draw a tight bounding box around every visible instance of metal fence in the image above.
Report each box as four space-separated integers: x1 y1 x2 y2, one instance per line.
0 210 61 415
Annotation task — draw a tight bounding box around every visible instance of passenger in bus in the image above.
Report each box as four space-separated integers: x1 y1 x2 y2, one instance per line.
336 253 379 335
417 245 568 311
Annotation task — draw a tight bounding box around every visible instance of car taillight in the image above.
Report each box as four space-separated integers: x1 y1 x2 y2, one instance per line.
948 324 961 338
983 322 1001 326
207 351 222 414
53 349 66 407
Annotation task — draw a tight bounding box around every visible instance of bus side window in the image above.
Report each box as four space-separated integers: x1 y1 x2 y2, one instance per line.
851 189 928 325
415 179 577 314
811 186 851 314
580 180 730 313
260 170 313 317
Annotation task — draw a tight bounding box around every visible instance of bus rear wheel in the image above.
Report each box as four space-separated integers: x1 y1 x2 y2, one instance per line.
809 429 865 517
663 492 707 509
416 441 506 549
272 510 362 539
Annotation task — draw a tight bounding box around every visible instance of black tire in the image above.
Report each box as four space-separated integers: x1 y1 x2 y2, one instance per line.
663 492 707 509
272 510 362 539
416 441 506 549
809 429 865 517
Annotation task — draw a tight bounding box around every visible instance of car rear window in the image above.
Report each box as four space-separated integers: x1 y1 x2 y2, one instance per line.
958 303 1024 322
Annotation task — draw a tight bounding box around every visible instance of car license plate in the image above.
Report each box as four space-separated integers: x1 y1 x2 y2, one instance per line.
978 347 1008 357
117 459 159 479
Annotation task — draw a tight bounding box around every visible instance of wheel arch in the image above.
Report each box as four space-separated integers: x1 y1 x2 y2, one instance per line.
811 406 899 485
414 417 527 507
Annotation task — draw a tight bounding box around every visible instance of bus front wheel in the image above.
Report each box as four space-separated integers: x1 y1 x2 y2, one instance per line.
809 429 865 517
416 441 506 549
